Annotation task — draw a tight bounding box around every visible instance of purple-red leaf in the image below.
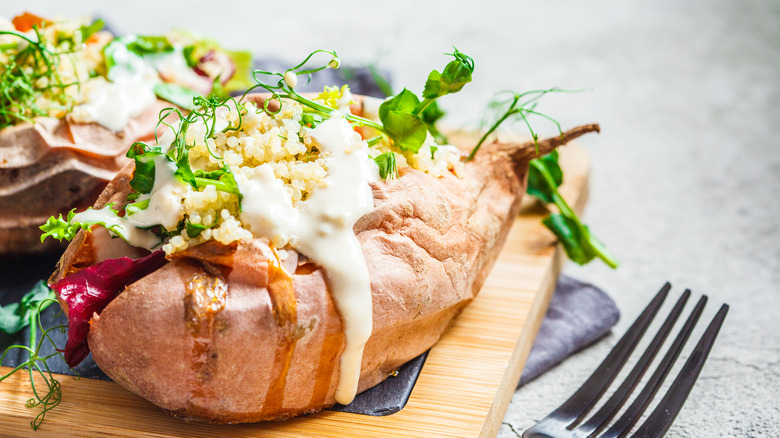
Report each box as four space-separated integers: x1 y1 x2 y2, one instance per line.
51 251 167 367
193 50 236 85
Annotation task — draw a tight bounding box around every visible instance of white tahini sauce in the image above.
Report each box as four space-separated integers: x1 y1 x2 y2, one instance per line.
72 43 205 132
72 43 159 132
126 155 187 229
71 208 160 250
71 154 184 251
237 113 379 404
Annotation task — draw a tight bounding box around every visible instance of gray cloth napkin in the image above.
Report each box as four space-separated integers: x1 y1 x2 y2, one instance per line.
518 274 620 387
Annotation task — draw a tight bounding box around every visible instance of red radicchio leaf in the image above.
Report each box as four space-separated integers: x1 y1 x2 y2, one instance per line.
51 251 167 367
193 50 236 85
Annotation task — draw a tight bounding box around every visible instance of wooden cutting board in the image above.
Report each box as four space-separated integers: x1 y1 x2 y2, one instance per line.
0 143 590 438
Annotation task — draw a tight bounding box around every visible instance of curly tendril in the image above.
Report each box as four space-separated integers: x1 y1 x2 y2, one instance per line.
469 87 585 160
155 95 245 161
0 299 76 430
243 50 385 133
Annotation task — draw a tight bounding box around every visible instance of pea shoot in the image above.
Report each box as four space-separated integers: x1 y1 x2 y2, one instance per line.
529 155 618 268
247 50 385 132
468 88 580 160
0 282 72 430
476 89 617 268
0 26 82 130
247 48 473 155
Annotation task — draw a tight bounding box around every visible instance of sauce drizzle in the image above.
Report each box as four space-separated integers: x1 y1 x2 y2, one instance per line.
237 113 378 404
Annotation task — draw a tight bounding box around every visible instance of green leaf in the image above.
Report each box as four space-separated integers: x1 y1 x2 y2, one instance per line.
422 48 474 99
40 205 125 243
183 45 198 68
373 152 398 180
103 37 132 75
302 112 324 128
153 83 200 110
40 209 84 242
527 152 562 204
126 199 150 216
193 166 242 202
378 88 420 121
0 281 56 334
185 221 209 238
79 18 104 41
420 100 445 125
529 158 618 268
223 50 254 93
173 151 197 188
126 142 163 194
126 35 174 56
0 302 23 334
377 89 427 151
542 213 595 265
104 35 174 76
382 111 427 153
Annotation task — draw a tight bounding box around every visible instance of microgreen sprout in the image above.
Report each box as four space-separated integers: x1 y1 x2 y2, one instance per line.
0 26 82 129
246 49 385 133
468 88 580 161
375 48 473 153
154 96 244 203
0 285 74 431
40 96 246 246
245 48 473 155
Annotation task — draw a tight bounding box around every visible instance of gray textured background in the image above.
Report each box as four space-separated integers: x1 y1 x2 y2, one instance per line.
2 1 778 436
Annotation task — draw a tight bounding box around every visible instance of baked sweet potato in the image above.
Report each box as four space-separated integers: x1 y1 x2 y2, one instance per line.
50 92 598 422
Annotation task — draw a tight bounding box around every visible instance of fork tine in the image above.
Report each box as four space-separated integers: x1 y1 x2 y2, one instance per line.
599 295 708 438
574 290 692 435
630 304 729 438
544 283 671 421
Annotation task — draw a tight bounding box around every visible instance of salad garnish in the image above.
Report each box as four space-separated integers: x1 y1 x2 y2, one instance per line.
0 14 252 131
0 21 89 129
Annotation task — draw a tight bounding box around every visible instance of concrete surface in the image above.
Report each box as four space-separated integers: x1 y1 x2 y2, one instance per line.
2 1 778 436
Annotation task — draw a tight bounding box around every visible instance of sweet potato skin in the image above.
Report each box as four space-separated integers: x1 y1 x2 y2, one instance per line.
56 94 599 422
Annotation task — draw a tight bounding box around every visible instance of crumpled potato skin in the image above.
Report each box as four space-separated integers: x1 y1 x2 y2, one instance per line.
0 101 170 253
54 94 599 422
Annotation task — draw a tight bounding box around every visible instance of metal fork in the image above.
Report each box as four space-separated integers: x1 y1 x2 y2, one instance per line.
522 283 729 438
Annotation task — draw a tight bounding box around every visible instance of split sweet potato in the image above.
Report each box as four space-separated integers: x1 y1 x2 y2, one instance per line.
51 95 599 422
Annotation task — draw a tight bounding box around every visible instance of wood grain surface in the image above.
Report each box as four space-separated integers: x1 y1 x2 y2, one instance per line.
0 143 590 438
